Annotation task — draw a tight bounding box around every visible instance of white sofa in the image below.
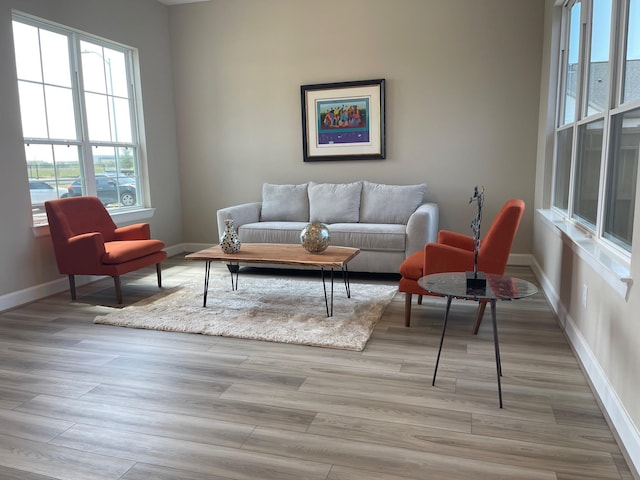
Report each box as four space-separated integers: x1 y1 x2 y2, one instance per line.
216 181 439 274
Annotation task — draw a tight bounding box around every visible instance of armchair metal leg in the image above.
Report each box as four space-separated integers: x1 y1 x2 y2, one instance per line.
68 274 76 300
156 262 162 288
113 276 123 304
473 301 487 334
405 293 412 327
417 295 423 305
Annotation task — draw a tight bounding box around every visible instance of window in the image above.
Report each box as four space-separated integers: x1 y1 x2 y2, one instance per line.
552 0 639 254
12 14 143 226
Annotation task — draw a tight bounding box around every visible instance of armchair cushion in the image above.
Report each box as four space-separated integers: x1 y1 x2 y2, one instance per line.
102 239 166 264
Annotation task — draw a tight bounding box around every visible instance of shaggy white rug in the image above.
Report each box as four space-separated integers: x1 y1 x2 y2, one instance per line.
94 275 397 351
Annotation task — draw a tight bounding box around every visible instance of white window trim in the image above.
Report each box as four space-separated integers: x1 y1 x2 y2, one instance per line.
13 11 148 226
538 208 633 300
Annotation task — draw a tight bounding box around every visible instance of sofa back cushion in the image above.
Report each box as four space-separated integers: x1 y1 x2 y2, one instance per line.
360 181 427 224
260 183 309 222
309 181 362 223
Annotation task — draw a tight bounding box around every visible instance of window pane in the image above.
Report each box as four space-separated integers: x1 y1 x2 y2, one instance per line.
574 119 604 228
40 29 71 88
554 127 574 211
103 47 129 97
563 2 582 125
586 0 611 115
45 85 77 140
85 92 111 142
113 97 132 143
92 146 138 207
80 42 107 94
623 0 640 103
26 143 82 226
12 22 42 82
17 81 47 138
604 108 639 251
81 42 133 143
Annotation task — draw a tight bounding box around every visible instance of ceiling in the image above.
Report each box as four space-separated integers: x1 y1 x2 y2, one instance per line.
156 0 209 5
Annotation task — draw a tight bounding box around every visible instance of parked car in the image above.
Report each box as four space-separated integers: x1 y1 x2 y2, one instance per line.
29 180 67 209
65 175 137 206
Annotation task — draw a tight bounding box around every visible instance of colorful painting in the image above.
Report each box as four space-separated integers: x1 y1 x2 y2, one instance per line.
316 98 370 145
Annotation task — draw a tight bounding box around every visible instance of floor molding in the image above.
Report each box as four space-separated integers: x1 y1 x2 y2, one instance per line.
530 257 640 479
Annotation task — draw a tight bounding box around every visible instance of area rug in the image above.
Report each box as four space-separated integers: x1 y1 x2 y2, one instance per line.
94 275 398 351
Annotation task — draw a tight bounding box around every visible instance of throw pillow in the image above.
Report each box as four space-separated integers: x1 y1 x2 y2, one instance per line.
308 181 362 223
260 183 309 222
360 181 427 224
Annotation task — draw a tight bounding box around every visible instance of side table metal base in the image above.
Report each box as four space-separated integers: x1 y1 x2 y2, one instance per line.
432 297 504 408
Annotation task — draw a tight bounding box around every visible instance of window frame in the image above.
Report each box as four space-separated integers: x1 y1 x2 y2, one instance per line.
551 0 638 259
12 12 147 227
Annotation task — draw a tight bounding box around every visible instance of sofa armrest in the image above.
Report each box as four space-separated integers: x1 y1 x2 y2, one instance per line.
405 202 439 257
216 202 262 239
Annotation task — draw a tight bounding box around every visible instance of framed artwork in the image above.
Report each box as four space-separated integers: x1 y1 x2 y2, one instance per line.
300 79 385 162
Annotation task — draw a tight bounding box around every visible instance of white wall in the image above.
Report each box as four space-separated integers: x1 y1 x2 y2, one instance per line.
169 0 543 246
0 0 183 296
533 0 640 474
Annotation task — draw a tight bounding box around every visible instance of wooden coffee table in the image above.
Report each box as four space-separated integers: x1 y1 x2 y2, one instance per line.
185 243 360 316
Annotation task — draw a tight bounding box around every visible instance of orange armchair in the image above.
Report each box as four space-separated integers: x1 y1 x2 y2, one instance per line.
399 198 525 331
45 196 167 303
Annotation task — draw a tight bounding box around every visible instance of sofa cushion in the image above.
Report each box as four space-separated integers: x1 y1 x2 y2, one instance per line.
308 181 362 223
360 181 427 224
260 183 309 222
327 223 406 251
239 221 309 244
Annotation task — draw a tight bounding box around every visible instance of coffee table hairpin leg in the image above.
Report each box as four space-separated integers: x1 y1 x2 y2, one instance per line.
320 267 334 317
202 260 212 307
201 261 240 307
320 266 353 317
202 260 353 317
227 263 240 291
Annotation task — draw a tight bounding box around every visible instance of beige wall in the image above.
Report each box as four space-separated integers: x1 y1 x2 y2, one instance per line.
169 0 543 246
0 0 183 296
533 0 640 473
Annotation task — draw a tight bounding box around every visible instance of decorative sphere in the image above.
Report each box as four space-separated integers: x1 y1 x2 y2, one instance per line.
300 222 330 254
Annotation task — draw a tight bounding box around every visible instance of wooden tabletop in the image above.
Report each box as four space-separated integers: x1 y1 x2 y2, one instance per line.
185 243 360 268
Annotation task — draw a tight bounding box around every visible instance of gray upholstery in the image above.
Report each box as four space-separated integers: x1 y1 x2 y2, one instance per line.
260 183 309 222
239 221 308 244
360 181 427 224
308 181 362 223
216 182 439 274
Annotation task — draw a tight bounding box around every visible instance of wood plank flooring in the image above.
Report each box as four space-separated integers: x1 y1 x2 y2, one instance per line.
0 255 635 480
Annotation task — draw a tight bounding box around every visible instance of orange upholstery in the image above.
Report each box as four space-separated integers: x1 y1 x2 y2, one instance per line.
399 198 525 331
45 196 167 303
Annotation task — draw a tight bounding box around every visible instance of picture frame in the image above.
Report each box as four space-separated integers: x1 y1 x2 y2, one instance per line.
300 79 385 162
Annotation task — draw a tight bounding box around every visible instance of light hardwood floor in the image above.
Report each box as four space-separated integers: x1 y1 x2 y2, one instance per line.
0 255 636 480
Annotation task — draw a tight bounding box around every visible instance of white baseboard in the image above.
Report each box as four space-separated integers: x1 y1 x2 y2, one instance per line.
0 243 188 313
530 257 640 479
